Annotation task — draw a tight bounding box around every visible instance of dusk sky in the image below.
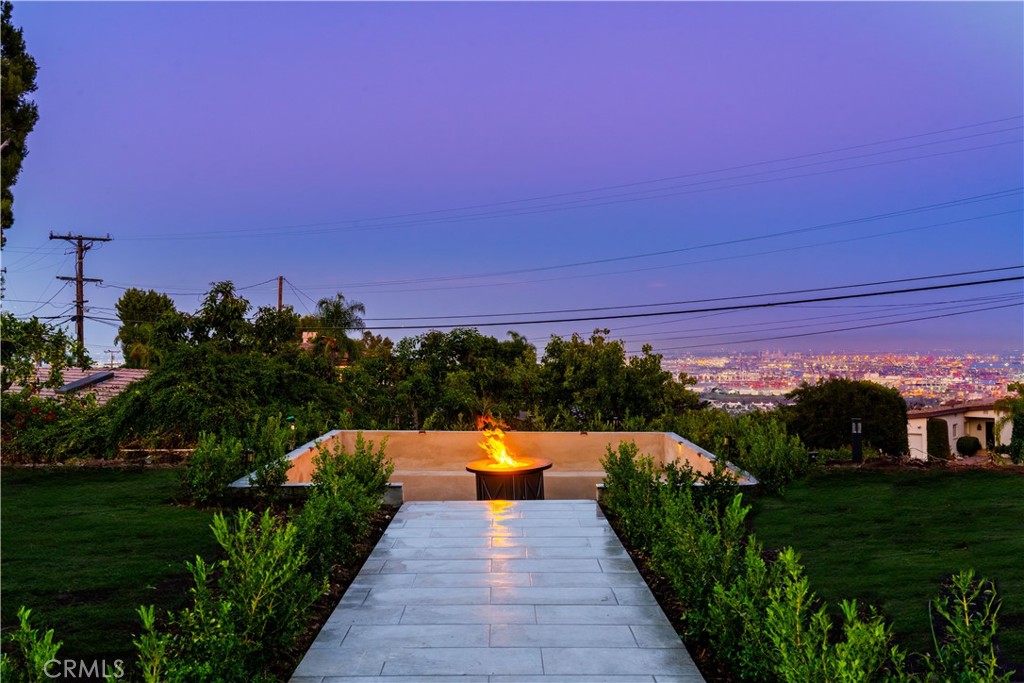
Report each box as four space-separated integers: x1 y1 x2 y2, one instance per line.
3 1 1022 361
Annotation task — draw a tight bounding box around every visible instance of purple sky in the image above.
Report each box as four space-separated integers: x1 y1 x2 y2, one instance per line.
3 1 1022 361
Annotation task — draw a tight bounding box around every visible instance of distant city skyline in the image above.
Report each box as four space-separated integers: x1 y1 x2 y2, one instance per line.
2 2 1021 358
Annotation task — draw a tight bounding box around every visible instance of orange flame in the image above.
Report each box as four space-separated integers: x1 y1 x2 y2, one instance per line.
476 416 526 469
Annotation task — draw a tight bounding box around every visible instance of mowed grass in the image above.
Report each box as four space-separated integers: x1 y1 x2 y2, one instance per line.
0 468 220 664
749 468 1024 669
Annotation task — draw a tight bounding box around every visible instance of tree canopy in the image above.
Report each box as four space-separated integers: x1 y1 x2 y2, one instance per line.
1 0 39 245
780 377 908 455
0 312 87 392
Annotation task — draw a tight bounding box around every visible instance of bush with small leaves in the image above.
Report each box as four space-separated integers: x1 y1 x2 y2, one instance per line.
0 606 62 683
955 436 982 457
179 431 245 504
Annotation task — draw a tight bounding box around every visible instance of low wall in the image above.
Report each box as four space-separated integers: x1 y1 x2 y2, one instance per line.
230 430 756 501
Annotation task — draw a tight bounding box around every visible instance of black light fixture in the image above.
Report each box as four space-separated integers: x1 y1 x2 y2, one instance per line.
851 417 863 463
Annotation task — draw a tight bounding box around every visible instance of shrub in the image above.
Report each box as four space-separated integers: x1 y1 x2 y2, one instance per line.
132 509 326 682
652 493 750 637
925 570 1014 682
927 418 951 460
0 606 62 683
245 415 292 498
297 434 393 578
764 548 895 683
733 415 808 495
179 431 245 503
956 436 982 457
600 441 666 553
706 538 784 682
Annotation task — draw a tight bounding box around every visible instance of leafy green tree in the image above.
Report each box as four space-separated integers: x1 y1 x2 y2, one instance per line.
995 382 1024 464
191 281 252 352
781 378 908 455
0 312 86 391
249 305 300 355
114 288 181 369
1 1 39 246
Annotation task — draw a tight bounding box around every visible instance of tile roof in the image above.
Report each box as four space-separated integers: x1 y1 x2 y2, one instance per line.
8 367 149 405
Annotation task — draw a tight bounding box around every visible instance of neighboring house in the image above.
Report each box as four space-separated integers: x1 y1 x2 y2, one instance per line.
907 401 1012 460
7 367 149 406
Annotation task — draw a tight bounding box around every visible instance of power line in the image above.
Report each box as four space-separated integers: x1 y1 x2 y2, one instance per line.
291 275 1024 331
645 301 1023 352
355 265 1023 323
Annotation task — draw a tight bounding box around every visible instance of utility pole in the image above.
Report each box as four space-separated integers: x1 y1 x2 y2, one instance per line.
49 232 112 367
278 275 284 311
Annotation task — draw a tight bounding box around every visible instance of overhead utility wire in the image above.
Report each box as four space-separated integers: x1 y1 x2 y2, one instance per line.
648 301 1024 352
356 265 1022 322
119 118 1022 241
335 277 1024 331
619 294 1022 345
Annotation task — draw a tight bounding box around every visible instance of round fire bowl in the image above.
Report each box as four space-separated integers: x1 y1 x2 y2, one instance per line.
465 457 552 501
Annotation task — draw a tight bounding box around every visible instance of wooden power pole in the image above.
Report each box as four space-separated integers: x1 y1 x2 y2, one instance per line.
278 275 284 311
49 231 112 367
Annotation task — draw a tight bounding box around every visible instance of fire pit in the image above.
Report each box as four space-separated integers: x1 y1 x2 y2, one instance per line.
467 417 552 500
466 456 553 500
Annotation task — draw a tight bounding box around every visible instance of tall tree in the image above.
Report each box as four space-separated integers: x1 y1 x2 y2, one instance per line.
780 377 908 455
114 288 180 369
1 312 86 392
192 281 252 352
1 1 39 246
303 293 365 363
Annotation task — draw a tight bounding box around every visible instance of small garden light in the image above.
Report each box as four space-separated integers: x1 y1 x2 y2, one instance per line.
851 417 863 463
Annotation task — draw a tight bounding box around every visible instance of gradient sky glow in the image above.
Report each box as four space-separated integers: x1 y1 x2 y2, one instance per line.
3 1 1022 361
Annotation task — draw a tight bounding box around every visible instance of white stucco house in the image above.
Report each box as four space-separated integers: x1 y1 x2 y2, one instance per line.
906 401 1012 460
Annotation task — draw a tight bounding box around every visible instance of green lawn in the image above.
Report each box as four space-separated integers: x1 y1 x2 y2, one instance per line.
1 468 220 665
749 468 1024 670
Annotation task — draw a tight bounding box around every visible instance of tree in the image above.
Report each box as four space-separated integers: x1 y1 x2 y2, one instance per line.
114 288 180 369
1 1 39 246
781 378 908 456
302 293 366 364
250 305 300 355
995 382 1024 464
1 312 86 392
191 281 252 352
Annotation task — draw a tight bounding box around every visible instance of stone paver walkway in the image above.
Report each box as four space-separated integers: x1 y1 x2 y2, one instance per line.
290 499 704 682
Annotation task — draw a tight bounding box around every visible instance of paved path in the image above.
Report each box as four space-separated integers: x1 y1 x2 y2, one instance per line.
290 499 704 682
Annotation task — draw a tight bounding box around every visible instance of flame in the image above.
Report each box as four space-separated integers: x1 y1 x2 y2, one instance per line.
476 416 526 469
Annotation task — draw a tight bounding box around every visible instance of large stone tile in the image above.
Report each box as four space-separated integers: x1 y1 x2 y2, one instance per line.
491 677 655 683
541 647 698 676
364 586 491 605
536 605 671 625
392 536 492 548
530 572 646 588
341 624 489 649
323 605 404 627
430 527 524 538
631 624 684 648
526 546 628 559
490 623 637 648
349 573 418 589
289 646 386 677
522 526 616 537
400 604 537 624
413 572 531 588
613 586 658 605
380 647 543 676
323 678 487 683
492 536 591 548
491 586 617 605
598 557 640 573
373 546 527 560
491 558 603 574
380 559 490 574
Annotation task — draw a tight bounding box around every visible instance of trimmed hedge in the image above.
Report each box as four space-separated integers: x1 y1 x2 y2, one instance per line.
956 435 982 457
927 418 951 460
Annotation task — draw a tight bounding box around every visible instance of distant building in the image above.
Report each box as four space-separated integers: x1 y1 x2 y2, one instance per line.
906 401 1011 460
7 367 149 406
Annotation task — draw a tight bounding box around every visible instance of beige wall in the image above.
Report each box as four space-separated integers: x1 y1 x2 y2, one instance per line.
270 430 752 501
907 407 1011 459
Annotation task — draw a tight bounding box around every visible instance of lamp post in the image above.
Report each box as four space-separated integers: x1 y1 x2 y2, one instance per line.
852 417 863 464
